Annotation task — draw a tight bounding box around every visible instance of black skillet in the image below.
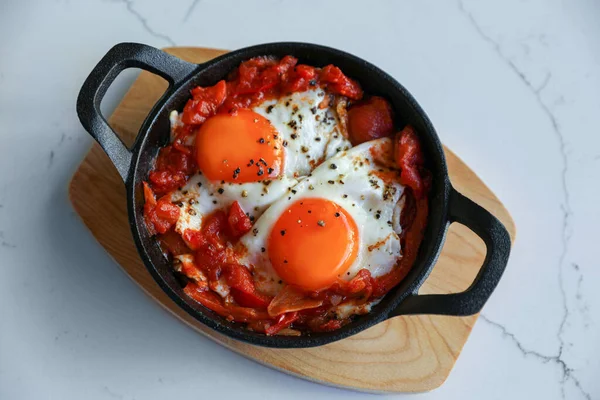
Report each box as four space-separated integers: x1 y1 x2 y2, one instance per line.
77 42 511 348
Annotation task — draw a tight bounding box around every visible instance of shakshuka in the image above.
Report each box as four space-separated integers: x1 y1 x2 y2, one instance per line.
143 55 430 336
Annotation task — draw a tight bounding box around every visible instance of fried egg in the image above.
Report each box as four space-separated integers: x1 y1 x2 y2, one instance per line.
170 89 351 240
239 137 406 296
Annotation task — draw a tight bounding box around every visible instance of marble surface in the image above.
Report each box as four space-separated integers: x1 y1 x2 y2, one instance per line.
1 0 599 399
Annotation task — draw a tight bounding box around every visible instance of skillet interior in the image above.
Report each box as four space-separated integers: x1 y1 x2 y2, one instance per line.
127 43 450 347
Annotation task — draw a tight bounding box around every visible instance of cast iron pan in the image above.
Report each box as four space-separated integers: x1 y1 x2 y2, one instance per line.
77 42 511 348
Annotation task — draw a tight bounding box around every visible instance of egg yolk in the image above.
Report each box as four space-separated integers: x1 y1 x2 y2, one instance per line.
268 198 359 291
196 109 284 182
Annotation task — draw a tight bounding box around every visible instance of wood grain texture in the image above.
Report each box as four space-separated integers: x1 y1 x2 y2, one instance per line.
69 47 515 393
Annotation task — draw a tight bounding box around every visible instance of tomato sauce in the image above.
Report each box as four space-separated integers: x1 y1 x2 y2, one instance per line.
142 55 430 335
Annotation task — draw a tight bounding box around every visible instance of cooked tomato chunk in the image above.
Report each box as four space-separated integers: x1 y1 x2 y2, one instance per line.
182 80 227 125
348 96 394 145
320 65 363 100
394 125 425 198
227 201 253 238
142 182 180 234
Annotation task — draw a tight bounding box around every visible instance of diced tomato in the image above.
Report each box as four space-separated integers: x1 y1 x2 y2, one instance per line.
222 264 255 293
150 146 196 195
155 199 180 223
265 312 299 336
142 182 180 234
189 210 231 279
171 125 196 155
283 64 318 93
156 145 196 174
275 55 299 76
229 289 269 308
202 210 230 244
395 125 425 198
148 202 179 235
195 242 227 281
148 170 185 196
347 96 395 145
181 80 227 125
182 229 204 251
223 264 272 308
320 65 363 100
227 201 253 238
232 56 278 95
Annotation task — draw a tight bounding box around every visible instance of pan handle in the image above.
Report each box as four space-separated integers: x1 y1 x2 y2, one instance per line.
388 187 511 317
76 42 198 182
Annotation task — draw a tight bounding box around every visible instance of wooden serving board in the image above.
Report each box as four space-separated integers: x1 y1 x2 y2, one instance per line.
69 47 515 393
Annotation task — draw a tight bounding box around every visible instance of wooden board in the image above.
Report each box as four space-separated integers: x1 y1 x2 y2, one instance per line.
69 47 515 393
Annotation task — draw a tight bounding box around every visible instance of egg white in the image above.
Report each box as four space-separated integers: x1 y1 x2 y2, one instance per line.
252 89 351 177
168 89 351 242
239 138 406 296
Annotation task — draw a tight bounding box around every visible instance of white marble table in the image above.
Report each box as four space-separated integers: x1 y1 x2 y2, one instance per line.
1 0 598 399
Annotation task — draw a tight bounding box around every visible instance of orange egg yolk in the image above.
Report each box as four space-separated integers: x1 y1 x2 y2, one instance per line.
268 198 359 291
195 109 284 182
